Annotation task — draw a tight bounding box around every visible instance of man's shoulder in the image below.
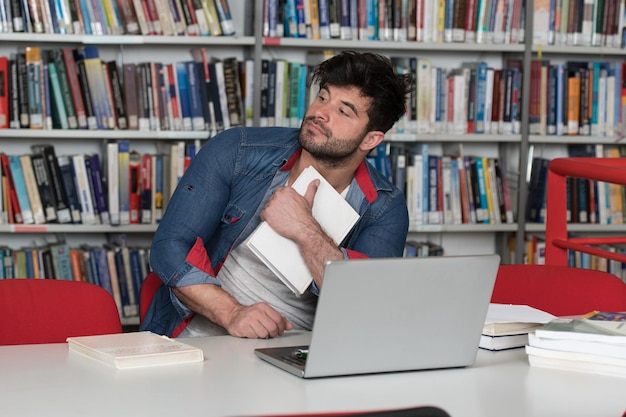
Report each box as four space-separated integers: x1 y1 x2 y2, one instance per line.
212 126 299 145
240 126 300 145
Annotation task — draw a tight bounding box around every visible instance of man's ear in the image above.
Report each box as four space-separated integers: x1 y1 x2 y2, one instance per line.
361 131 385 152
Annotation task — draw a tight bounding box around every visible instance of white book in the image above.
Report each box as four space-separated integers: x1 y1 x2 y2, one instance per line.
107 142 120 226
246 166 360 296
71 154 97 225
67 331 204 369
19 154 46 225
213 60 231 131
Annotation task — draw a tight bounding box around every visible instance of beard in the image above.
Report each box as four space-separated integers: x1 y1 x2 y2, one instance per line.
298 117 367 167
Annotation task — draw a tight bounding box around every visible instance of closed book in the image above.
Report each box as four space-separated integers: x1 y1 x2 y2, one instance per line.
213 0 234 35
207 61 224 132
49 49 78 129
30 152 58 223
184 60 205 131
25 46 43 129
526 344 626 378
106 142 121 225
73 48 98 130
71 154 97 225
86 153 109 225
19 154 46 225
46 57 70 130
128 151 141 224
49 242 74 280
176 62 193 130
67 331 204 369
62 47 88 129
246 166 360 296
8 154 34 225
190 48 215 133
57 154 82 223
118 140 131 225
222 57 243 127
0 57 8 128
122 63 139 130
140 153 152 224
480 333 530 351
534 316 626 343
482 303 556 336
106 61 127 130
115 0 141 33
210 59 230 130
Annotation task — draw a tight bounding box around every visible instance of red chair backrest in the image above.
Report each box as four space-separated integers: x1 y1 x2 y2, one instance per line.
139 272 162 323
0 279 123 345
492 264 626 316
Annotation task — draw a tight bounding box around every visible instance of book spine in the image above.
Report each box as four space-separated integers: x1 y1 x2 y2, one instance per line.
56 154 82 223
73 48 98 129
175 62 192 130
8 154 34 224
71 154 96 225
118 140 130 225
87 153 109 224
185 60 205 131
30 152 58 222
106 61 127 129
0 57 9 129
140 153 152 224
51 49 78 129
19 154 46 224
106 142 120 225
25 46 43 129
16 53 29 128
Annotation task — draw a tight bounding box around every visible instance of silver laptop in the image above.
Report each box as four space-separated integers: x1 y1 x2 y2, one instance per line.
255 254 500 378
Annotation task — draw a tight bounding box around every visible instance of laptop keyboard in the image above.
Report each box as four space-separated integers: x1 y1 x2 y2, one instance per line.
280 351 307 367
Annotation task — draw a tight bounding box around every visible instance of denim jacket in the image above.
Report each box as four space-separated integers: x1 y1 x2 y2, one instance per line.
141 127 409 336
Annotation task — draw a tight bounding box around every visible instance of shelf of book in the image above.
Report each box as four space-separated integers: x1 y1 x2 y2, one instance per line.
532 45 626 56
0 224 158 233
528 135 625 144
387 134 522 143
0 130 208 140
412 224 518 233
0 33 255 46
263 37 527 53
526 223 626 233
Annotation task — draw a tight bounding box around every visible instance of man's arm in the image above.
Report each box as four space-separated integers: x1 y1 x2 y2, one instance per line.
172 284 293 338
261 180 344 288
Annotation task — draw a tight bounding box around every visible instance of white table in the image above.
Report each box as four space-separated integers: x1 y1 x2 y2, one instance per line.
1 331 625 417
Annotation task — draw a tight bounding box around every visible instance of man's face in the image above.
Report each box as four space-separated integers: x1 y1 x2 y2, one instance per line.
298 85 372 165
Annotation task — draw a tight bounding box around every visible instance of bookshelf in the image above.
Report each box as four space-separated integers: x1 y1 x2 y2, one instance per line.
3 0 626 310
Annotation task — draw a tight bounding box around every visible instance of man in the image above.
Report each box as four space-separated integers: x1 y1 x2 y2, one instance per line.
141 51 413 339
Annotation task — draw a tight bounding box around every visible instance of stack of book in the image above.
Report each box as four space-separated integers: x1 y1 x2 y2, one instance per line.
479 303 556 351
526 311 626 377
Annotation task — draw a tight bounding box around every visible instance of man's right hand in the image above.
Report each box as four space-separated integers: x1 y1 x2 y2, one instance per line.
226 303 293 338
173 284 293 339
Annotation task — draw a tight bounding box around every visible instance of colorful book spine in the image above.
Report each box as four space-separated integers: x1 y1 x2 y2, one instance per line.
175 62 192 130
140 153 153 224
118 140 130 225
87 153 109 225
71 154 97 225
25 46 43 129
8 154 34 224
106 142 120 225
57 154 82 223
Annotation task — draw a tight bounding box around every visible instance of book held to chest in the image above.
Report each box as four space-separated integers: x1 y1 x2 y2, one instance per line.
246 166 360 296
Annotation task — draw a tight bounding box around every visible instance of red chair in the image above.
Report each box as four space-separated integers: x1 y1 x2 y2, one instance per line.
0 279 123 345
492 264 626 316
139 272 162 323
545 157 626 267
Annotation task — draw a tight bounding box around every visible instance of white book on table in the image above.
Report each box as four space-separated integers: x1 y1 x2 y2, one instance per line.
246 166 360 296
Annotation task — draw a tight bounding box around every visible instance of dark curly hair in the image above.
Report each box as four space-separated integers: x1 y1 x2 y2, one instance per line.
311 51 414 133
